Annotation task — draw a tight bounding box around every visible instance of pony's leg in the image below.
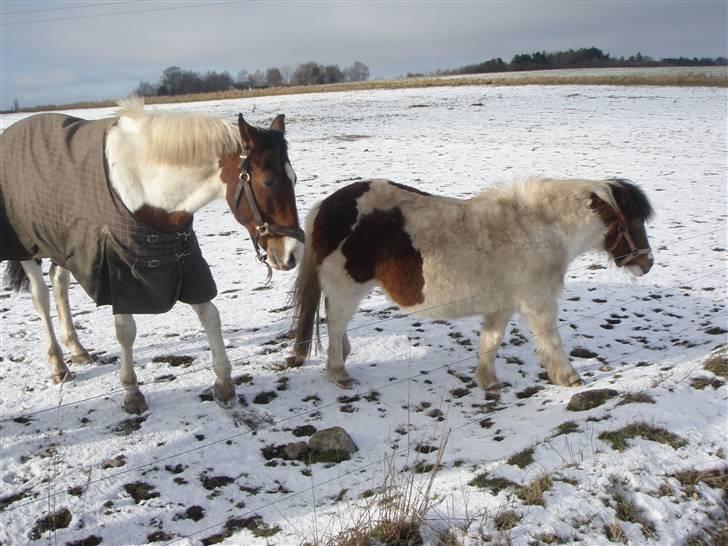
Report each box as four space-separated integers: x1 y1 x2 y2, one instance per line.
324 294 363 389
520 302 581 387
474 309 513 391
48 264 92 364
190 302 235 407
114 314 148 414
21 260 70 384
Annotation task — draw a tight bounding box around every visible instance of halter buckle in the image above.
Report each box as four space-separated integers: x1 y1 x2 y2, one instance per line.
256 223 271 238
239 170 250 182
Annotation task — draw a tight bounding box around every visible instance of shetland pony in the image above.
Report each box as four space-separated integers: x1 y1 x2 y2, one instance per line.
1 98 303 414
287 177 653 389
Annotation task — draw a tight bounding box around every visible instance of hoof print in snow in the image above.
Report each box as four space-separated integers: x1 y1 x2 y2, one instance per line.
567 389 619 411
292 424 317 437
147 531 173 543
570 347 599 359
516 386 543 399
152 354 194 367
29 507 72 540
450 387 470 399
124 482 159 504
705 326 727 336
175 505 205 522
66 535 103 546
200 475 235 491
112 416 146 436
307 426 358 464
253 391 277 404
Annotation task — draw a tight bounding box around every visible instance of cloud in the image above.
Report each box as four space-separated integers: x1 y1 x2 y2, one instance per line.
1 1 726 108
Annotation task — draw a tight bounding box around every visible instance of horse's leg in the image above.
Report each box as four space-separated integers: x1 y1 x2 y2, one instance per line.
48 264 92 364
114 314 148 414
190 302 235 407
474 309 513 391
324 294 363 389
21 260 71 384
520 301 581 387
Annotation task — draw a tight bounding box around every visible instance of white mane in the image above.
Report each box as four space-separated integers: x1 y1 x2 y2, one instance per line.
116 97 241 166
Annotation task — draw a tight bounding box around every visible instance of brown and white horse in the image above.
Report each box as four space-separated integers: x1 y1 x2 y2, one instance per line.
1 98 303 414
287 177 654 389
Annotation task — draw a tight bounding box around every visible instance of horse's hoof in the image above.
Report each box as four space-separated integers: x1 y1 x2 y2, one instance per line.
285 355 304 368
568 377 584 387
70 351 93 365
51 370 73 384
214 382 236 407
123 392 149 415
334 377 356 390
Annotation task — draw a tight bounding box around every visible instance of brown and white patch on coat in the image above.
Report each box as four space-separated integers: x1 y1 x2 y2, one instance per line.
313 180 426 306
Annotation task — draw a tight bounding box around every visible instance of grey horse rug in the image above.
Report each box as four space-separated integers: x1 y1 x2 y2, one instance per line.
0 113 217 314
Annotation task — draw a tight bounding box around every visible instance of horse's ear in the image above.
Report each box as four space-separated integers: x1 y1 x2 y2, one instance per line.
238 114 259 150
270 114 285 134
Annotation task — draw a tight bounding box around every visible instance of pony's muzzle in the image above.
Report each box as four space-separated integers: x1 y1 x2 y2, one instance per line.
627 250 654 277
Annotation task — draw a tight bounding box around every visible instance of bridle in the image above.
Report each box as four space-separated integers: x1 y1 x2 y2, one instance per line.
606 214 651 265
230 154 305 278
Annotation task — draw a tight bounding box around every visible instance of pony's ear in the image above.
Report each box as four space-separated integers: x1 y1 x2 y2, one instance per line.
238 114 259 150
270 114 285 133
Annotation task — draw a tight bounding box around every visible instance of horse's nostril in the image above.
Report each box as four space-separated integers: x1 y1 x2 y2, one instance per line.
286 254 296 268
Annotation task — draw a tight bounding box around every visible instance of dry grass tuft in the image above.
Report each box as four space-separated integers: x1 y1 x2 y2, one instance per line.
598 422 687 452
515 474 554 506
603 521 627 543
493 510 521 531
704 347 728 378
670 466 728 500
318 433 449 546
506 447 535 468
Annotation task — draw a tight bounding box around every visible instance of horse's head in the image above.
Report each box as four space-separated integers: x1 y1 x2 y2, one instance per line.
591 179 654 277
221 114 303 271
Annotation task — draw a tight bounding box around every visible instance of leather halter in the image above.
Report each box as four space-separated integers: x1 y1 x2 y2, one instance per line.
231 154 305 272
606 217 651 265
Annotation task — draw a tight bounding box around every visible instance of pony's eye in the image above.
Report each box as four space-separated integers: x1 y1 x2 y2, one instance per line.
264 179 276 188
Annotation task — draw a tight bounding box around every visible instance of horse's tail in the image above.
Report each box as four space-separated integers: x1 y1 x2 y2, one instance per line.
288 203 323 367
3 260 30 292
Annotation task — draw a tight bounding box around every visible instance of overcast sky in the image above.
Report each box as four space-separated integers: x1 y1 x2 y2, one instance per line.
1 0 726 109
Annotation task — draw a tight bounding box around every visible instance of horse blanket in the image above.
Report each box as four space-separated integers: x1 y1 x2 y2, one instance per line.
0 113 217 314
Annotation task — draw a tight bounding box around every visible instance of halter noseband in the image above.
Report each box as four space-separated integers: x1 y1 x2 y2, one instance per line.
606 217 651 265
231 155 305 275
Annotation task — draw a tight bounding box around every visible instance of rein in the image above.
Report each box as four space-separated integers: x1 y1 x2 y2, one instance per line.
606 219 651 265
231 154 305 281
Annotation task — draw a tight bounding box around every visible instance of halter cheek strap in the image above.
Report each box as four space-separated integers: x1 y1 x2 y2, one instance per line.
230 155 305 278
606 219 651 265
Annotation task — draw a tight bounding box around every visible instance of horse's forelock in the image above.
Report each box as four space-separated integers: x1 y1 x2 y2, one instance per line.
607 179 654 222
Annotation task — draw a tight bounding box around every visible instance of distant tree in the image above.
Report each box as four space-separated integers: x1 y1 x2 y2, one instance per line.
344 61 369 82
323 64 344 84
248 69 267 88
280 65 293 85
135 80 158 97
201 70 234 92
266 67 284 87
159 66 184 95
12 98 20 112
293 62 324 85
235 69 251 89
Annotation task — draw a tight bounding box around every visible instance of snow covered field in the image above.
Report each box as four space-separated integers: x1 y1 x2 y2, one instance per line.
1 84 726 545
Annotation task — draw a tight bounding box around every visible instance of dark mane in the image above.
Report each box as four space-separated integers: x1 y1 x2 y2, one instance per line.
609 179 655 222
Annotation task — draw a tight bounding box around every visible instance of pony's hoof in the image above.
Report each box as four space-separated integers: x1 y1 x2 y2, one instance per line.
214 382 236 407
568 377 584 387
51 370 73 384
334 377 356 390
70 351 93 365
284 355 304 368
123 392 148 415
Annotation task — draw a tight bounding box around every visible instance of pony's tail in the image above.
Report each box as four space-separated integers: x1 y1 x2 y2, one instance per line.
3 260 30 292
287 204 323 367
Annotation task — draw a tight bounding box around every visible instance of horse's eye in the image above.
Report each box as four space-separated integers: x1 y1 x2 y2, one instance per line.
264 179 276 188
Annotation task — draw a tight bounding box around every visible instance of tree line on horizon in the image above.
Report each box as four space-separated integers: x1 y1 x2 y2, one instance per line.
409 46 727 77
134 61 370 97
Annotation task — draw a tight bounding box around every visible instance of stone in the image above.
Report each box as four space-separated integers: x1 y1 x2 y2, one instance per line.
567 389 619 411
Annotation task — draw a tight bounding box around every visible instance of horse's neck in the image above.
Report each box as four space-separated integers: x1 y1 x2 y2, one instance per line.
105 123 225 219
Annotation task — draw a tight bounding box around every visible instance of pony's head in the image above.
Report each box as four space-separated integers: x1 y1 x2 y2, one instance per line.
590 179 654 276
221 114 303 271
